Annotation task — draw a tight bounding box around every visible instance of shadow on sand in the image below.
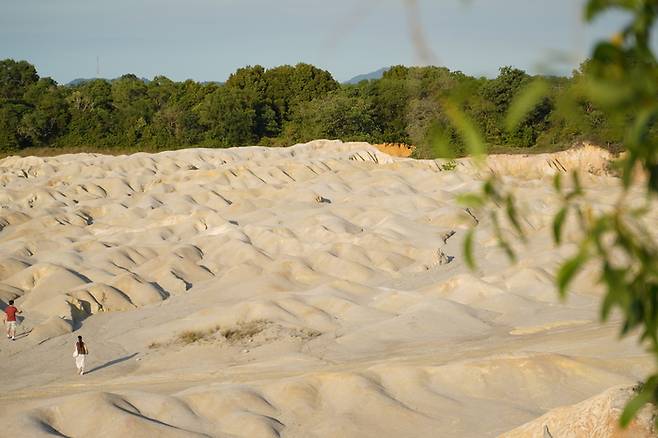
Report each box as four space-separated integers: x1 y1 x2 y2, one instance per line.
87 353 138 374
13 330 31 340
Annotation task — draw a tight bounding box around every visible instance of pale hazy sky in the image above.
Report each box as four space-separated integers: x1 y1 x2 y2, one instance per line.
1 0 653 84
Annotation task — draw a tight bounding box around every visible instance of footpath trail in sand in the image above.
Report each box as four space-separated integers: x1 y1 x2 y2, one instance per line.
0 140 654 437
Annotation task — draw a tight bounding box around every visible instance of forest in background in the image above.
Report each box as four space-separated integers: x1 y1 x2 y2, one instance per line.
0 58 639 157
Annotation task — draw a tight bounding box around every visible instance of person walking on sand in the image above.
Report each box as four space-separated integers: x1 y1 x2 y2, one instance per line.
4 300 22 341
73 335 89 375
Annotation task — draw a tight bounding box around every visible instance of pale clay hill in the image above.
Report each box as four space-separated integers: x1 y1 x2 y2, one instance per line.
0 140 655 437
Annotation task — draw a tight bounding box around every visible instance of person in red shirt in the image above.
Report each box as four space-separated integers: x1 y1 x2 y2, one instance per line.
4 300 22 341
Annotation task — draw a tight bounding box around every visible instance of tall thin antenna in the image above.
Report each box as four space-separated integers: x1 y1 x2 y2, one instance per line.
96 56 100 77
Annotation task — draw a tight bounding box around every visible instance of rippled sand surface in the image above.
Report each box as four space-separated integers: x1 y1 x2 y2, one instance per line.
0 140 653 437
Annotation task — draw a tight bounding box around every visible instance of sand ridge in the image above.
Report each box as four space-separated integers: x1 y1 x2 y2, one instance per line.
0 140 653 437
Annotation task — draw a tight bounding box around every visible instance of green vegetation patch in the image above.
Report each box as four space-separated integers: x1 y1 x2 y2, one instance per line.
0 59 637 158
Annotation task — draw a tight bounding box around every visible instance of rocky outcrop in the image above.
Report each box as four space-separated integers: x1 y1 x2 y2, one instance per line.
501 386 656 438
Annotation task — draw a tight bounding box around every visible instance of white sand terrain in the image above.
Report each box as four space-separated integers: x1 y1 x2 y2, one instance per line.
0 140 654 437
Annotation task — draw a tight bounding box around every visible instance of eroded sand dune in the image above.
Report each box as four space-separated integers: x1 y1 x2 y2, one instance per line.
0 140 654 437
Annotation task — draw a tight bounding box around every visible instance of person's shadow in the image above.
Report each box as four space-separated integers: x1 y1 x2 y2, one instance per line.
86 353 138 374
13 329 31 340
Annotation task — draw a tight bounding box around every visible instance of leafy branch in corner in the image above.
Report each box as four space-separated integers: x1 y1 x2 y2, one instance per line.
449 0 658 427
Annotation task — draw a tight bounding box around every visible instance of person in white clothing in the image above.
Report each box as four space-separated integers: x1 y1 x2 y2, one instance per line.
73 335 89 375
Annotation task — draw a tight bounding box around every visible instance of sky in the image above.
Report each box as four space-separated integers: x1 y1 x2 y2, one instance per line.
1 0 655 84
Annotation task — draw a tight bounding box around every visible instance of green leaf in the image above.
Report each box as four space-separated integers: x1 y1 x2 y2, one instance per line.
625 105 658 148
620 376 658 427
506 195 525 241
430 128 456 159
499 237 517 263
600 291 616 321
553 173 563 193
585 0 638 21
649 163 658 193
457 193 485 208
491 212 517 263
553 207 568 244
584 76 633 108
464 229 476 270
483 180 494 195
557 249 589 297
443 99 486 159
601 263 625 320
504 79 549 132
621 151 637 189
566 171 583 200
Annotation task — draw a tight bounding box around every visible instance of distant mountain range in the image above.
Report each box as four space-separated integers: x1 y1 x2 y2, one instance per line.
64 68 389 87
344 67 390 84
65 77 224 87
66 77 151 86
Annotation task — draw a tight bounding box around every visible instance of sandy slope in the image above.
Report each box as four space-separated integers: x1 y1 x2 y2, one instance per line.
0 140 654 437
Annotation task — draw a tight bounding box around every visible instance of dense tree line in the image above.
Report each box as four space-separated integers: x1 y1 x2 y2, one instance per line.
0 58 631 155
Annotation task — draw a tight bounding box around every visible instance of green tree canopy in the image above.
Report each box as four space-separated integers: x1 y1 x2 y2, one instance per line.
0 59 39 100
0 58 635 154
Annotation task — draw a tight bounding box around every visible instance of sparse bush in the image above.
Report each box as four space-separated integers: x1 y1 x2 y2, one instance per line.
221 320 270 343
177 330 205 344
174 325 221 345
148 321 320 349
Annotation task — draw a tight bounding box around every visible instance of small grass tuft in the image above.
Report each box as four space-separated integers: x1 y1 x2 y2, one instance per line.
297 328 322 339
440 160 457 171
